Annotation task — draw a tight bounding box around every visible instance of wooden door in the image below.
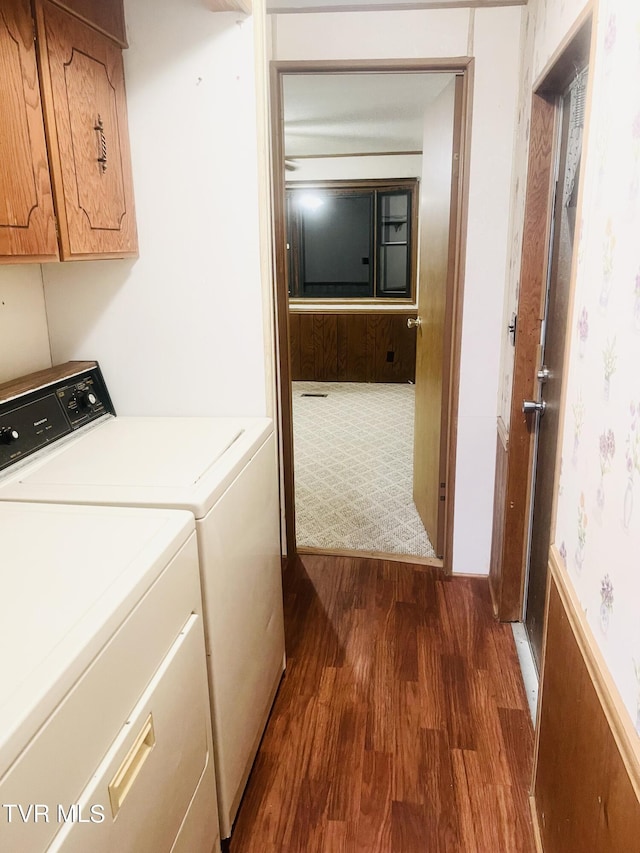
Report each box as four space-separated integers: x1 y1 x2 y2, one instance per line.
412 76 461 559
524 71 587 668
35 0 137 260
0 0 58 262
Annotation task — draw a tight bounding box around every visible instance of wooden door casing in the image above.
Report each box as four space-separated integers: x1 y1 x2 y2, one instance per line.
488 94 556 621
0 0 58 262
525 75 586 668
271 59 472 566
489 11 592 621
35 0 137 260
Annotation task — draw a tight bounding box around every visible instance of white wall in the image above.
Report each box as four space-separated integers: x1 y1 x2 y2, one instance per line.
286 154 422 182
453 8 522 573
0 267 51 384
271 8 470 58
43 0 269 417
272 6 522 573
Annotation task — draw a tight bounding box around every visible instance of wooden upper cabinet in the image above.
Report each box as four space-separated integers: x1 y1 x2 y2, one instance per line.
35 0 138 260
0 0 58 262
47 0 127 48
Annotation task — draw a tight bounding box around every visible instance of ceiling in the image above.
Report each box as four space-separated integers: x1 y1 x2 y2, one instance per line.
269 0 524 14
283 72 454 157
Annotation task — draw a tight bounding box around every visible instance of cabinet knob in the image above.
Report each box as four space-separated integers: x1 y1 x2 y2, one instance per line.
407 317 422 329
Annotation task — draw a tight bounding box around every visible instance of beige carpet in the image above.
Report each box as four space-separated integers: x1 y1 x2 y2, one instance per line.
292 381 436 558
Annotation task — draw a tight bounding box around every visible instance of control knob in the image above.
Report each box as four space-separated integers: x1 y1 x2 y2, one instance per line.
75 389 98 410
0 427 20 445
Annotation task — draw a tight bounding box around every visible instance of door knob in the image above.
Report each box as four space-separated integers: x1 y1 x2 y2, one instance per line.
522 400 546 415
407 317 422 329
537 367 550 383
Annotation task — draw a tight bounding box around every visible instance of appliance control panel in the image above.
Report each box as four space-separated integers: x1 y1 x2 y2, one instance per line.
0 363 114 473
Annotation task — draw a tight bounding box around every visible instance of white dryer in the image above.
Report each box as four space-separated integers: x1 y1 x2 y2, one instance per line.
0 362 285 840
0 501 220 853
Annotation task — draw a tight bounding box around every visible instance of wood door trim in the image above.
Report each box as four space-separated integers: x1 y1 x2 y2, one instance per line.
272 58 474 75
491 92 557 621
271 61 297 558
271 59 471 570
490 13 593 620
439 71 467 561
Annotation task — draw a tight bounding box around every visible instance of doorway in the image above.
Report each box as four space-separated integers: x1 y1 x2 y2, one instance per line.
270 60 471 570
524 64 589 669
488 14 592 661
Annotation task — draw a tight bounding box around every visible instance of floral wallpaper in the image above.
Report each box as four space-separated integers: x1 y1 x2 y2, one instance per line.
497 0 588 427
496 1 536 427
553 0 640 738
497 0 640 738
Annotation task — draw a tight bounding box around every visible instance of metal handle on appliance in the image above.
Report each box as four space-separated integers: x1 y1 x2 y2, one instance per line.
407 317 422 329
108 714 156 817
522 400 546 415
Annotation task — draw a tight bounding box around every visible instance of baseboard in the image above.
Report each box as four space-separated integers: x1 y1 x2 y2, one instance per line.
297 545 444 569
529 796 544 853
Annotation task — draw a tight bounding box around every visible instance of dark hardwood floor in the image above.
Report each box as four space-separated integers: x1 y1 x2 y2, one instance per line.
229 555 536 852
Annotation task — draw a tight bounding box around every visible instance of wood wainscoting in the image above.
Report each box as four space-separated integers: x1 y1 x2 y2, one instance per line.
531 548 640 851
289 311 416 383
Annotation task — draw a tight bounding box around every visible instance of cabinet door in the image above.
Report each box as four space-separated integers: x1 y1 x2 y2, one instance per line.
35 0 137 260
47 0 127 48
0 0 58 262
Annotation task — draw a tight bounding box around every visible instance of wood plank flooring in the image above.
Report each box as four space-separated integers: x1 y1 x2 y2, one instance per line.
229 555 536 852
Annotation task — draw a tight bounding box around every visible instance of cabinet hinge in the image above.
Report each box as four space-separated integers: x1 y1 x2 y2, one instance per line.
439 481 446 502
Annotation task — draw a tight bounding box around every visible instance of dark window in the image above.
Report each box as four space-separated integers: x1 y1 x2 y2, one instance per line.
286 181 417 301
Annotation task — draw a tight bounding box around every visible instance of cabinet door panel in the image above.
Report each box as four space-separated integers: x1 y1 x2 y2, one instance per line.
0 1 58 262
64 49 126 229
37 0 137 260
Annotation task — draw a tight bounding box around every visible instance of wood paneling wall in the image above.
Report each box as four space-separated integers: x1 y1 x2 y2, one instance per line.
289 312 416 383
532 556 640 852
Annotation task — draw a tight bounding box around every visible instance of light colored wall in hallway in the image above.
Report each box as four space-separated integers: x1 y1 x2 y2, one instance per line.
0 267 51 384
552 0 640 742
285 154 422 181
43 0 269 417
271 6 522 574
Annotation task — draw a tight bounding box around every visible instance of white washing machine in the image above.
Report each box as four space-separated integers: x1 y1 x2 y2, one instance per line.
0 501 220 853
0 362 285 839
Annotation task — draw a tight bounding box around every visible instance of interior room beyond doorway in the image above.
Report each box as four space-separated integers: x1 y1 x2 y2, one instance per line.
276 65 467 566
